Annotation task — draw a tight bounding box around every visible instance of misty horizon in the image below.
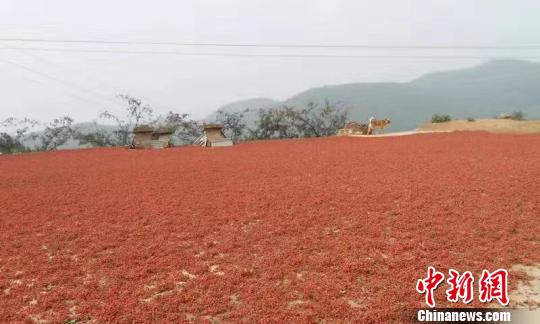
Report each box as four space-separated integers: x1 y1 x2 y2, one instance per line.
3 0 540 122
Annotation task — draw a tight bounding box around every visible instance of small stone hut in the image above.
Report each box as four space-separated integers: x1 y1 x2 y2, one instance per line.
194 124 233 147
132 125 174 149
153 127 174 146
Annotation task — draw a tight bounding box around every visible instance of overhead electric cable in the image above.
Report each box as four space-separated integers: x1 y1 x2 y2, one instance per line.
0 57 113 109
1 47 539 59
1 38 540 50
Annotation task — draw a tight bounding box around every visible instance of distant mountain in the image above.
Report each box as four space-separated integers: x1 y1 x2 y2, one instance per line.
211 97 281 114
210 60 540 132
206 97 282 127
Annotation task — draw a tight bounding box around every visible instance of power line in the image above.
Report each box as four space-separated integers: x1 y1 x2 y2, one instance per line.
0 48 172 117
0 57 113 109
13 48 125 93
25 50 171 109
2 47 540 59
1 38 540 50
0 44 124 108
4 47 176 112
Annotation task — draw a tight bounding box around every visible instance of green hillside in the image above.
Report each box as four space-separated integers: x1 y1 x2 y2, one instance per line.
211 60 540 132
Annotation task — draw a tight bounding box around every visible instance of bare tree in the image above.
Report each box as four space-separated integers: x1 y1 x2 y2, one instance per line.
248 107 296 140
285 100 348 137
75 131 116 147
215 110 247 143
164 111 203 145
248 100 347 140
100 94 153 146
0 117 39 154
40 116 74 151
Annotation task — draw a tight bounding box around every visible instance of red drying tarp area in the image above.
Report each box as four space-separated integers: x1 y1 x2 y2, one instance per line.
0 132 538 323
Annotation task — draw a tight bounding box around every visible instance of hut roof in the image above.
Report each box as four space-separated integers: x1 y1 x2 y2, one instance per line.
154 126 175 135
203 123 224 130
133 124 154 133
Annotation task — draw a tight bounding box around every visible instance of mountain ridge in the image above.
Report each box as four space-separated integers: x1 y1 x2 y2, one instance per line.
210 59 540 131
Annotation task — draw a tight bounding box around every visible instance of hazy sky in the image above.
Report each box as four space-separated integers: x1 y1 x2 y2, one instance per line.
2 0 540 122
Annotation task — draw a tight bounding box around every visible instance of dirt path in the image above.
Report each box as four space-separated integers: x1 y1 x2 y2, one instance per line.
419 119 540 134
343 130 451 138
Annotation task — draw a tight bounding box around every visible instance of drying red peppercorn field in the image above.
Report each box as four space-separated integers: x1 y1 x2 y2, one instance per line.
0 132 539 323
